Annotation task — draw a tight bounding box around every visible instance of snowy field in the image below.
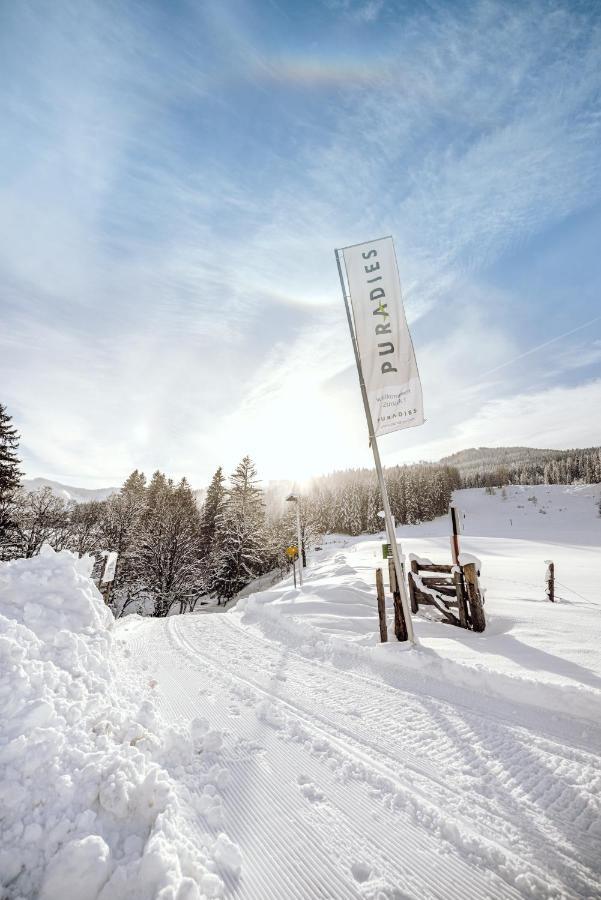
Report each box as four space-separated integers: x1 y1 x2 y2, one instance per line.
1 485 600 899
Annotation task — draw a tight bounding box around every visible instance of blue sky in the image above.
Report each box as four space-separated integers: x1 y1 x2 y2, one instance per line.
1 0 600 488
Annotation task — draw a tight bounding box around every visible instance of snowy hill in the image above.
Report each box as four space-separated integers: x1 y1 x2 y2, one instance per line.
440 445 601 486
441 445 560 469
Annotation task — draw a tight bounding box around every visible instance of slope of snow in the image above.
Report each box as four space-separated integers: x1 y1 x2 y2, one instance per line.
0 548 240 899
238 484 601 723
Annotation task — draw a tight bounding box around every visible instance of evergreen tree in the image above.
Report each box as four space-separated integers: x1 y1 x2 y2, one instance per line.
131 474 203 616
0 403 22 558
213 456 267 601
99 470 148 612
199 467 226 594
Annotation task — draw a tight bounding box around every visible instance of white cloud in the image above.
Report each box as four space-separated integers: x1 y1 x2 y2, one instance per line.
428 379 601 457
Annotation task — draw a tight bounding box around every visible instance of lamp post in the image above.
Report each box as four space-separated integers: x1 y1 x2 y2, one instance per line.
286 493 303 587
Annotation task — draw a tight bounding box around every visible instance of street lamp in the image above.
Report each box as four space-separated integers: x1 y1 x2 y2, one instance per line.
285 493 303 587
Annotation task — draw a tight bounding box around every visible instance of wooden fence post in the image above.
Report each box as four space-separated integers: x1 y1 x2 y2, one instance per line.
375 568 388 643
453 568 469 629
409 559 419 614
545 561 555 603
463 562 486 632
388 557 408 642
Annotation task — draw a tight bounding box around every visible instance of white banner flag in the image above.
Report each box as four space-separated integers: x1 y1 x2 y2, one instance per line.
342 236 424 437
101 551 118 584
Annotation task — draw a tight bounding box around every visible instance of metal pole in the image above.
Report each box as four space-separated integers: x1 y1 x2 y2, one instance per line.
335 249 416 645
296 500 303 586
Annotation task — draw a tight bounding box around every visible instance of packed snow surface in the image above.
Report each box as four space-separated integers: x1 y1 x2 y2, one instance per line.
2 484 601 899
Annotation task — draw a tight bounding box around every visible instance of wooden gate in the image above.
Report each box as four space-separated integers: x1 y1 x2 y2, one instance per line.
408 555 486 632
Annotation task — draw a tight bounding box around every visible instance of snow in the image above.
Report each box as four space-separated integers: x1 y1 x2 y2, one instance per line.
238 484 601 724
0 548 241 899
457 551 481 568
408 553 434 565
22 478 116 503
2 484 601 899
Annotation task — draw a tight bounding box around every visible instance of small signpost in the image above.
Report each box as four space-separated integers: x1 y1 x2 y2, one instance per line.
100 551 118 605
286 545 299 588
286 494 303 585
102 551 118 584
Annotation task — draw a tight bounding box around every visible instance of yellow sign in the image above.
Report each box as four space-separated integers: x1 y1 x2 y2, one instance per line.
286 545 298 559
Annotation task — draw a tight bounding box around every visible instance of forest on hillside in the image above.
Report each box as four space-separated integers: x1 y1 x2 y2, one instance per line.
443 446 601 488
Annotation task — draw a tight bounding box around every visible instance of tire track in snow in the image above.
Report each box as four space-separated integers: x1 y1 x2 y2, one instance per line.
157 615 599 899
158 621 524 900
122 621 365 899
179 613 601 875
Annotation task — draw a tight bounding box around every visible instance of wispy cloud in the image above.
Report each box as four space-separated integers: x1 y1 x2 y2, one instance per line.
1 0 600 487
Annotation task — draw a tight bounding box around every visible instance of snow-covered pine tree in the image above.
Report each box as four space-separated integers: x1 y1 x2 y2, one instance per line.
213 456 267 602
365 479 381 533
199 466 226 595
99 470 148 611
0 403 22 559
131 473 203 616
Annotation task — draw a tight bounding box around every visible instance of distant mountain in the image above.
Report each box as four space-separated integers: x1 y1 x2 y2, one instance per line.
22 478 117 503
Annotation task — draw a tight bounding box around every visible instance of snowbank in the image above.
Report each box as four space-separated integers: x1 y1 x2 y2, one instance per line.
235 487 601 729
0 548 240 899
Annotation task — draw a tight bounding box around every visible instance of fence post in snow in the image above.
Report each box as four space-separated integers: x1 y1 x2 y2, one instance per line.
388 557 408 642
454 568 469 629
375 568 388 643
463 563 486 632
545 561 555 603
408 558 420 614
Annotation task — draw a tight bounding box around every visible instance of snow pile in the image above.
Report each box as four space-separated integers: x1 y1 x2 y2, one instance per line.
0 548 239 899
239 551 383 647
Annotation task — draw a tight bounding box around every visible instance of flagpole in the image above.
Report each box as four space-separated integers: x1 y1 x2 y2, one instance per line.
335 248 417 645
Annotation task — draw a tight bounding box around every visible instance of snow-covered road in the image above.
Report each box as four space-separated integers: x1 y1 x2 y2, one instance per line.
117 610 601 899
